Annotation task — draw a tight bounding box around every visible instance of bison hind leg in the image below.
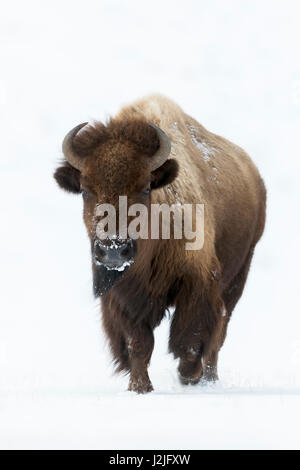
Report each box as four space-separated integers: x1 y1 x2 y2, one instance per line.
202 350 219 383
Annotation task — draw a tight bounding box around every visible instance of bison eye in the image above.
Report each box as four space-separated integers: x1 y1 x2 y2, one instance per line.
142 188 151 195
81 189 89 197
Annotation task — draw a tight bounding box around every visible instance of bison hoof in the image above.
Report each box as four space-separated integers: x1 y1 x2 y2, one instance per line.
128 378 154 394
202 365 219 383
178 359 203 386
178 371 201 386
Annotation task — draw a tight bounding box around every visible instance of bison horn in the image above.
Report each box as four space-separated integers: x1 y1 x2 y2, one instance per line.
149 123 171 171
62 122 88 171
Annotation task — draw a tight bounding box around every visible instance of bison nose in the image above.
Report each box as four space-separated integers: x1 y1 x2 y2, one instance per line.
93 239 135 270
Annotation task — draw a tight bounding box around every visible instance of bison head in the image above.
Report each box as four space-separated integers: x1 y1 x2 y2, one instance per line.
54 118 178 296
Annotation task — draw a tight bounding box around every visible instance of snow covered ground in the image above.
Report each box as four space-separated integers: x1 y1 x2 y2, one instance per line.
1 0 300 449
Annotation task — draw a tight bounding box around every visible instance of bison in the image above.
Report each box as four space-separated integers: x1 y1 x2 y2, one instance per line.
54 95 266 393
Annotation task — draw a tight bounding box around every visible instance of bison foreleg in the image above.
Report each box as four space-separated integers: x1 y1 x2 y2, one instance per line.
169 313 204 385
170 293 225 385
126 323 154 394
178 347 204 385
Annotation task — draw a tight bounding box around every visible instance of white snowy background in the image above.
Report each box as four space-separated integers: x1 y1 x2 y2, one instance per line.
0 0 300 450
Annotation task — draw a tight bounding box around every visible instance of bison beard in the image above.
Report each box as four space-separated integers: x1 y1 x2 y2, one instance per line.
92 263 130 297
54 94 266 394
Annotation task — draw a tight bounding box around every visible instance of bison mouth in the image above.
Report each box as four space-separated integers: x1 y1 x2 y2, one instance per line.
92 238 136 296
92 262 132 296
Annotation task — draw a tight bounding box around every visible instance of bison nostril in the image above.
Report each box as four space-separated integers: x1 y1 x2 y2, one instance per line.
94 239 135 267
120 246 130 258
94 245 107 263
98 248 106 258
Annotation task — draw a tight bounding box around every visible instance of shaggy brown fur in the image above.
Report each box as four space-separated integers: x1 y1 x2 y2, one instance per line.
54 95 266 393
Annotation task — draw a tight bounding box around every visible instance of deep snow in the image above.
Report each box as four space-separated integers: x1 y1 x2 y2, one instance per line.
0 0 300 450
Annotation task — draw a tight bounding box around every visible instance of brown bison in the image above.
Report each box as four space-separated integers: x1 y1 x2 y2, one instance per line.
54 95 266 393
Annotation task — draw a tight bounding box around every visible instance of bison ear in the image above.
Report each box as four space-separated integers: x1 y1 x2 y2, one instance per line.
150 159 179 190
53 163 81 194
